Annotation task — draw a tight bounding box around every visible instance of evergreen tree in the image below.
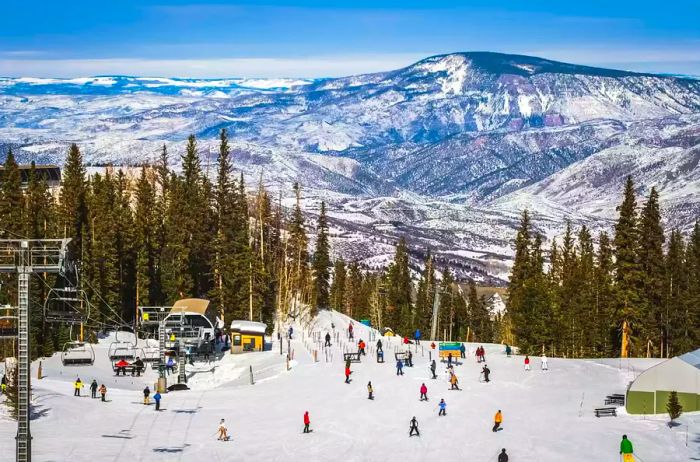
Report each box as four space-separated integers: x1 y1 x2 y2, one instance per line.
415 250 435 335
0 149 24 239
287 183 309 313
613 176 643 355
59 144 89 259
666 390 683 424
663 230 690 356
311 201 331 314
594 231 616 356
134 167 158 306
329 258 346 311
385 238 412 334
638 187 665 354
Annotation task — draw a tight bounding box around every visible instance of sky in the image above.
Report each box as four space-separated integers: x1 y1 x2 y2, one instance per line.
2 0 699 78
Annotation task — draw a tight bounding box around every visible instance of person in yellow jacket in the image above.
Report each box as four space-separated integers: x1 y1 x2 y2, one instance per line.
492 410 503 432
449 373 460 390
74 378 83 397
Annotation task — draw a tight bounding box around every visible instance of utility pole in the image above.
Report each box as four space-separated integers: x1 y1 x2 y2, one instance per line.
0 239 69 462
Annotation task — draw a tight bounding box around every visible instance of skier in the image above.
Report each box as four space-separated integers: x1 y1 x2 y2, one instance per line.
450 373 460 390
288 326 293 339
132 357 145 377
498 449 509 462
90 379 98 399
153 391 162 411
396 358 404 376
524 355 531 371
348 323 354 340
438 399 446 416
303 411 311 433
482 365 491 383
99 384 107 402
367 381 374 400
217 419 229 441
407 350 413 367
419 383 428 401
505 345 512 357
143 385 150 405
459 343 466 359
324 332 331 347
480 345 486 363
414 329 421 345
492 410 502 432
430 360 437 379
358 340 366 356
165 356 176 375
409 416 419 437
345 365 352 384
1 375 6 394
541 353 548 371
447 353 453 368
74 378 83 397
475 346 482 363
620 434 635 462
115 358 129 376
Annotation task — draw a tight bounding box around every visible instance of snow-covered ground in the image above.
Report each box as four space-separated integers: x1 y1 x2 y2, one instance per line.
0 311 697 461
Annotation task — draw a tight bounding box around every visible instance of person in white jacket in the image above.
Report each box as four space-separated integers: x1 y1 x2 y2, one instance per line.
541 354 548 371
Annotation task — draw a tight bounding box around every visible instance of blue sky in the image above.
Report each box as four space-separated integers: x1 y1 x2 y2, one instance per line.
2 0 699 77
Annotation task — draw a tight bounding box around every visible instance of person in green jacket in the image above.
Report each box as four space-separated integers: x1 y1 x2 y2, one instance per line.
620 434 634 462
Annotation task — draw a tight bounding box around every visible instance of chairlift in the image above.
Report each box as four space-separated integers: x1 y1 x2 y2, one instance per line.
0 315 18 339
61 341 95 366
139 335 159 363
44 287 86 324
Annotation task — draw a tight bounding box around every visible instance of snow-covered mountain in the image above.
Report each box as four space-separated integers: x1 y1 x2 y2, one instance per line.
2 51 699 282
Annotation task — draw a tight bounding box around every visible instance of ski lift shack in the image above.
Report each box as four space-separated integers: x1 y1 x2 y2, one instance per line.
164 299 215 348
229 320 266 353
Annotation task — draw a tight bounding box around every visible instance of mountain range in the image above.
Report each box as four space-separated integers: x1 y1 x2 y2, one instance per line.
2 51 699 283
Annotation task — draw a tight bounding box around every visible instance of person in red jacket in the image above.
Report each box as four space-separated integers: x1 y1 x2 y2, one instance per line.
524 355 531 371
419 383 428 401
303 411 311 433
115 359 129 376
345 366 352 384
358 340 366 356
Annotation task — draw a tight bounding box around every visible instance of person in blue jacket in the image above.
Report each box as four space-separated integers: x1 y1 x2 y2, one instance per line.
438 399 446 416
414 329 421 345
153 391 162 411
396 358 404 376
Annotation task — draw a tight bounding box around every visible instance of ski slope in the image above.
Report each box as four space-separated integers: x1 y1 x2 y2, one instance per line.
0 311 697 462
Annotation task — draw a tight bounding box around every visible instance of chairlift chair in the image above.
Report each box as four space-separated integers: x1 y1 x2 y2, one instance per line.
0 315 18 339
61 341 95 366
44 287 86 324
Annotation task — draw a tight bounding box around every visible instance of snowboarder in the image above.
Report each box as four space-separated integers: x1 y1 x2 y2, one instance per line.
74 378 83 397
459 343 466 359
288 326 293 339
620 434 635 462
409 417 419 437
165 356 176 375
345 366 352 384
438 399 446 416
132 357 145 377
450 373 460 390
115 358 129 376
396 358 404 375
541 353 548 371
498 449 509 462
303 411 311 433
90 379 98 399
331 322 335 331
325 332 331 347
414 329 421 345
153 391 162 411
143 386 150 405
482 365 491 382
377 349 384 363
493 410 502 432
367 381 374 400
407 350 413 367
376 338 383 352
218 419 229 441
99 384 107 402
358 340 366 356
524 355 531 371
505 345 512 357
430 360 437 379
419 383 428 401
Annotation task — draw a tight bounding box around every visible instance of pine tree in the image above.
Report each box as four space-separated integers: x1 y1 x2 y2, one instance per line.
0 149 24 239
638 187 665 355
329 258 347 311
613 176 643 355
415 250 435 335
663 230 690 356
686 223 700 350
666 390 683 424
134 167 158 306
311 201 331 314
59 144 89 260
385 238 412 333
287 183 309 314
594 231 615 356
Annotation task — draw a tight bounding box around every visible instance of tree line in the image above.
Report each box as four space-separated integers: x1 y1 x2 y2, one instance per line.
508 177 700 358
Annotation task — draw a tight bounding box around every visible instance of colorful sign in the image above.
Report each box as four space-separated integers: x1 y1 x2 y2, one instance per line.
360 319 371 327
438 342 461 358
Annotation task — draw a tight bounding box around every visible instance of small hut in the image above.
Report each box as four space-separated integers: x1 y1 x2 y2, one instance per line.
229 321 267 353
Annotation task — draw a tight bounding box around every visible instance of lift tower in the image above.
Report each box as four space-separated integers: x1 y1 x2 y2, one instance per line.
0 239 70 462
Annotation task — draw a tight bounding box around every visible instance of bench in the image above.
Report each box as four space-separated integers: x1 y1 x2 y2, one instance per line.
604 395 625 406
595 407 617 417
344 352 361 363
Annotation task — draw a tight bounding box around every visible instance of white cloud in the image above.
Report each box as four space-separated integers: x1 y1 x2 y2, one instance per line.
0 54 427 79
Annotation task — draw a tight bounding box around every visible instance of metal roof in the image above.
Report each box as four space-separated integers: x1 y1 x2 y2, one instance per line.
679 348 700 370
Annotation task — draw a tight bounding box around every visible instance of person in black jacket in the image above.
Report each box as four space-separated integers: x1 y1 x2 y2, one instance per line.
498 448 508 462
325 332 332 347
409 416 419 437
90 379 98 399
430 360 437 379
131 357 145 377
